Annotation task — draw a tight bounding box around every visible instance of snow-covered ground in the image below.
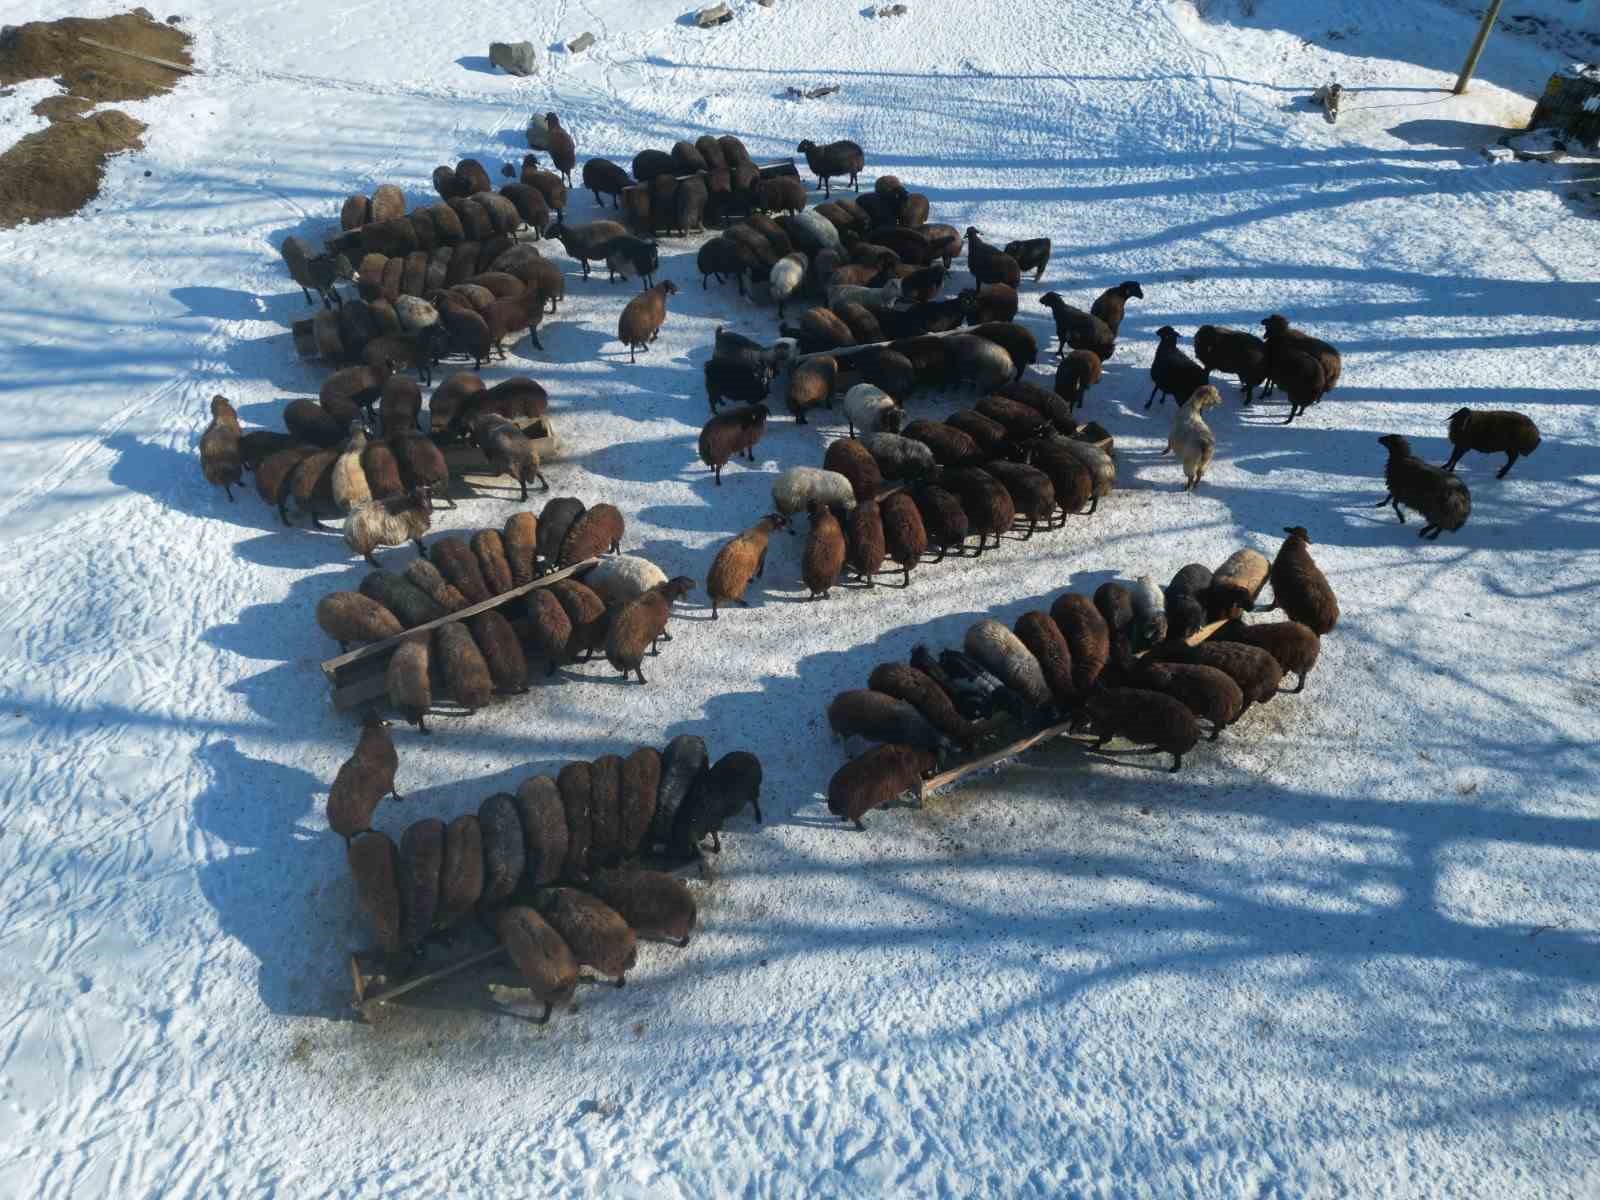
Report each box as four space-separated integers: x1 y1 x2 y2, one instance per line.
1 0 1598 1195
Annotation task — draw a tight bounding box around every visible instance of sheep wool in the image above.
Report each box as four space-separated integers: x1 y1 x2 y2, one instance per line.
827 744 937 830
514 775 569 886
404 558 470 614
199 395 242 500
471 530 514 596
1214 619 1321 694
774 467 857 517
397 818 445 948
316 591 404 652
386 634 431 732
440 815 485 919
589 754 625 864
584 555 668 607
1051 592 1112 695
827 690 944 754
1128 575 1168 650
435 622 494 710
589 869 697 947
1083 687 1201 772
620 747 662 855
1013 611 1076 706
1444 407 1541 478
652 735 708 851
497 907 579 1022
1266 526 1339 634
1207 549 1270 621
348 831 403 954
557 761 594 878
540 888 638 983
503 511 539 586
707 515 785 616
470 609 529 694
867 662 982 746
965 620 1052 708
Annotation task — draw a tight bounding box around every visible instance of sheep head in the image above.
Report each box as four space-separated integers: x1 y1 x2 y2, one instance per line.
1156 325 1180 342
1261 314 1290 337
1282 525 1311 544
1377 433 1412 457
1120 281 1145 299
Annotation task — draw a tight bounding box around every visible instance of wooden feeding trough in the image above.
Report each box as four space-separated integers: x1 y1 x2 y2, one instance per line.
348 851 706 1022
916 616 1230 803
439 414 561 482
320 556 600 710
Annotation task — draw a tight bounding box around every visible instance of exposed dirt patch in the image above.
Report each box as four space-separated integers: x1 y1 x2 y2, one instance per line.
0 10 191 227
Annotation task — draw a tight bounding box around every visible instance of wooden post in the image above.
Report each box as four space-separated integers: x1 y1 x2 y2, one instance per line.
1453 0 1504 95
78 37 199 75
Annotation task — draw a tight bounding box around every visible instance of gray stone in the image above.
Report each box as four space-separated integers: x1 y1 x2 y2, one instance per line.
567 32 596 52
526 113 550 150
489 41 537 77
695 3 733 27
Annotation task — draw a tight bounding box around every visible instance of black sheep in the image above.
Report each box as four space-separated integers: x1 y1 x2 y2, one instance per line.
797 139 865 195
1194 324 1269 403
1443 407 1541 479
1148 326 1209 409
582 158 632 208
1001 237 1052 281
1090 281 1144 337
704 357 771 413
1377 435 1471 539
1039 292 1115 359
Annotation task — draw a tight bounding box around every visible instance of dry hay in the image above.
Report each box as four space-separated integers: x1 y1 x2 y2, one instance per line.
0 9 191 228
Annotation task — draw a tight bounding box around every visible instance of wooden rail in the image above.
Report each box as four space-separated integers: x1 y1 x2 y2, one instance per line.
78 36 199 75
320 556 599 710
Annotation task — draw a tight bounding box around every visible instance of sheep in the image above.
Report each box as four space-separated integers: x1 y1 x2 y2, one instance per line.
468 414 548 500
873 492 925 588
376 377 423 437
582 556 668 608
1124 659 1244 742
699 404 769 484
428 371 484 434
285 448 341 527
965 620 1053 709
281 236 353 309
496 907 578 1023
437 300 493 369
891 333 951 386
557 503 625 568
496 513 538 589
783 209 844 255
434 621 494 710
619 747 662 856
468 531 513 597
284 399 345 449
515 776 569 886
944 409 1012 459
397 818 445 948
823 438 884 504
1153 641 1283 717
557 761 595 877
1041 435 1115 512
650 735 708 851
548 218 627 279
969 321 1038 378
439 815 484 923
943 468 1015 552
342 485 433 567
912 482 970 561
537 497 586 564
1010 611 1076 706
1121 575 1168 651
360 569 446 628
1165 563 1215 642
522 588 574 675
703 514 786 618
539 889 636 987
541 113 576 185
773 466 858 518
921 223 964 267
714 326 797 377
470 610 528 694
501 182 552 235
755 175 808 215
901 419 982 468
1090 281 1144 337
1262 314 1342 393
768 252 807 317
983 459 1057 535
787 355 838 424
944 334 1015 394
631 148 674 182
388 432 450 497
791 306 856 353
331 427 374 514
1093 581 1136 648
827 278 903 313
1194 325 1269 403
843 383 901 437
901 263 948 304
617 281 677 363
1039 293 1116 360
1377 435 1471 540
1261 526 1339 634
671 751 763 857
997 379 1076 433
797 139 865 195
959 284 1020 326
347 831 402 954
867 662 984 746
801 501 848 599
589 869 696 948
199 395 242 501
1050 592 1111 695
827 744 937 830
963 229 1023 288
405 558 469 614
1001 238 1052 281
835 301 885 345
1082 687 1201 772
1150 328 1211 410
975 395 1049 440
316 591 405 653
1261 321 1334 424
845 499 887 583
1214 619 1321 694
725 224 778 280
589 755 625 866
1165 385 1222 491
1206 549 1270 621
583 157 631 207
239 430 295 472
705 357 771 414
1443 407 1541 478
326 714 401 841
430 536 490 603
828 690 945 754
930 647 1031 722
605 577 694 683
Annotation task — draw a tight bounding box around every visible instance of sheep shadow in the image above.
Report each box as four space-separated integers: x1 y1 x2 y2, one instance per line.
455 56 497 75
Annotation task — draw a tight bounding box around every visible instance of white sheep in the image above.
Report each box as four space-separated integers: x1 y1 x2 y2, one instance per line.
843 383 900 437
860 431 934 480
395 295 439 333
344 486 434 566
827 277 903 313
1165 384 1221 491
1130 574 1167 648
964 620 1052 708
767 253 807 319
332 427 372 512
790 209 842 253
581 555 667 606
772 466 857 517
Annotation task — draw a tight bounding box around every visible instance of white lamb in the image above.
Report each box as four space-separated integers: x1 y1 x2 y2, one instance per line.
843 383 900 436
344 486 433 566
1165 385 1221 491
581 555 667 606
767 253 807 318
827 277 903 313
772 467 857 517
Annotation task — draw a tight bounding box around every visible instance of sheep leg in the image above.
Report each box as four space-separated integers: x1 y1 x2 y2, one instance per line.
1392 500 1406 524
710 831 722 854
711 599 719 619
1209 722 1223 741
364 551 381 568
530 329 545 351
1146 386 1157 410
1289 673 1305 694
535 1002 552 1024
852 817 866 831
1374 492 1393 508
417 714 430 734
1420 525 1442 540
633 666 647 683
902 565 912 587
518 477 528 502
1497 452 1518 479
756 549 768 579
1169 753 1182 773
714 465 722 486
300 285 313 306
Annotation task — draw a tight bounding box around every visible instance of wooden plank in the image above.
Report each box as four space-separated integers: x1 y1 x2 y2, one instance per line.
619 158 798 197
354 945 508 1016
320 557 600 702
77 36 200 75
916 616 1232 801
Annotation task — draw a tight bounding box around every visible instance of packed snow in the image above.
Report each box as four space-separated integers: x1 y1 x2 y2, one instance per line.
1 0 1598 1195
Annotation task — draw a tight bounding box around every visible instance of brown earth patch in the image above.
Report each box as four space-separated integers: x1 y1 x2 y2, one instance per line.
0 10 191 227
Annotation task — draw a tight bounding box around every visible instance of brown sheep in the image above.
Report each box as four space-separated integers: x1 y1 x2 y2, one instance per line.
537 496 586 563
430 536 491 603
326 713 402 841
379 376 423 435
867 662 984 747
557 502 625 567
1054 349 1103 414
539 888 637 986
549 578 608 660
912 483 970 561
428 371 486 434
1082 687 1200 772
879 491 928 586
846 499 887 584
589 754 625 866
787 356 837 424
1263 526 1339 634
348 831 403 954
404 559 470 614
440 814 485 921
801 501 846 599
514 775 569 886
1024 441 1094 517
435 622 494 710
605 577 695 683
1050 593 1110 696
620 747 661 855
558 761 594 878
470 609 529 693
823 437 883 502
698 404 769 485
1207 548 1271 621
706 513 788 617
942 468 1014 552
471 530 514 595
398 818 445 948
497 906 578 1023
360 569 445 627
590 868 697 947
386 634 431 733
1149 641 1282 713
479 792 526 906
468 414 548 501
503 511 538 585
901 419 982 468
360 439 405 500
315 591 404 652
1090 281 1144 337
523 589 575 674
199 395 242 501
1213 619 1321 694
943 410 1011 459
618 281 678 362
983 460 1057 536
1013 612 1076 706
827 744 937 830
